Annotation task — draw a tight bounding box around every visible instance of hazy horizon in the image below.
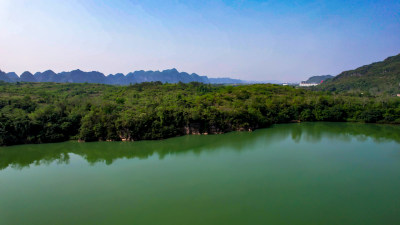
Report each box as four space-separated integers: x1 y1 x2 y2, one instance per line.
1 0 399 82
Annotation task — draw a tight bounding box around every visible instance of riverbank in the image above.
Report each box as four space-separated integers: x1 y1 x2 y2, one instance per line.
1 82 399 146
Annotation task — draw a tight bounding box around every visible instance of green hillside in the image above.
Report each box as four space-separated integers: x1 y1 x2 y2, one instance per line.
319 54 400 95
306 75 333 83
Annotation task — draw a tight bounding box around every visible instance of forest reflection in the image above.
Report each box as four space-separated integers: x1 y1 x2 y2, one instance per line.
1 122 399 170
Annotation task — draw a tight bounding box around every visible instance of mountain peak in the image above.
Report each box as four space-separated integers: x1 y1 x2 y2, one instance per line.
20 71 36 82
163 68 179 73
44 70 56 74
21 71 33 76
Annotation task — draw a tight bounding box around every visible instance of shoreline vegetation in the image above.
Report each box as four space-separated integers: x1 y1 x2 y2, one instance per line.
1 81 400 146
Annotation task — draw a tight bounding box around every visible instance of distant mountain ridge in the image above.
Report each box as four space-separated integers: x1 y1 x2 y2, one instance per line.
0 68 245 85
318 54 400 94
305 75 334 83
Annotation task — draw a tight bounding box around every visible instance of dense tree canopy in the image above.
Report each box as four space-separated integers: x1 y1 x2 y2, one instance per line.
1 81 400 146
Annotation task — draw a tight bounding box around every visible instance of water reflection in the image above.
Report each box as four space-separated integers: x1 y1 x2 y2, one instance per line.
1 122 399 170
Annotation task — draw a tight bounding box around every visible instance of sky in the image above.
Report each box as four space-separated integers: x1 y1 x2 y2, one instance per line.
0 0 399 82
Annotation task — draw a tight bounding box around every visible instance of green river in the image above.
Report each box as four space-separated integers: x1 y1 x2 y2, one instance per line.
1 123 400 225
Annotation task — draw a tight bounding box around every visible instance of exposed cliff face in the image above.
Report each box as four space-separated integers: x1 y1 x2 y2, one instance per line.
182 123 248 135
108 122 258 143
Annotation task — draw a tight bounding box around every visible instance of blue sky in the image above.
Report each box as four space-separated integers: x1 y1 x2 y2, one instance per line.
0 0 399 81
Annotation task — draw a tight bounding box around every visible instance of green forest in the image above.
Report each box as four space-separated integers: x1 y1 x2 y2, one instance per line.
1 81 400 146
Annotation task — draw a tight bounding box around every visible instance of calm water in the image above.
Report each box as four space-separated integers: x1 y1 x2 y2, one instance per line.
1 123 400 225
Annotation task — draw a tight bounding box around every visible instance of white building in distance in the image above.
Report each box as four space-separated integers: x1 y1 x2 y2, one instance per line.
299 81 319 87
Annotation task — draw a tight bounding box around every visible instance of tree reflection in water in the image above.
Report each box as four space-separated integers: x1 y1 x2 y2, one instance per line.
1 122 399 170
